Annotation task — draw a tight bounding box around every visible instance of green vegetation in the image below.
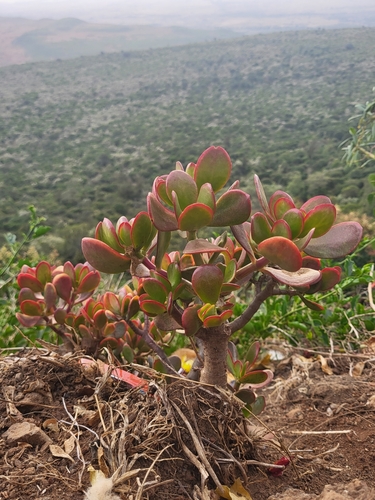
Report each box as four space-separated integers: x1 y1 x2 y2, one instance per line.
1 27 375 264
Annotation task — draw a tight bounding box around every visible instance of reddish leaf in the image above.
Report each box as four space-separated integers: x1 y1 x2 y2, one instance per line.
181 305 202 336
178 203 213 231
254 174 273 220
16 313 43 327
192 265 224 304
211 189 251 227
300 203 336 238
319 266 342 291
263 266 321 286
35 261 52 285
44 282 57 311
203 309 233 328
82 237 131 274
184 238 225 255
304 222 363 259
53 273 72 302
258 237 302 272
20 299 44 316
96 218 124 252
273 195 295 219
300 195 332 213
17 273 44 293
76 271 101 294
271 219 292 239
147 193 178 231
197 182 216 211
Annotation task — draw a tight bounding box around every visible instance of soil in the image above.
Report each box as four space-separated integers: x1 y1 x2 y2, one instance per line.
0 347 374 500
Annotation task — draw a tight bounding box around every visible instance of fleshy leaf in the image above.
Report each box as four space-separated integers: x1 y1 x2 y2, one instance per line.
299 295 325 311
20 299 44 316
239 369 273 387
155 230 171 269
254 174 272 220
53 273 72 302
178 203 213 231
194 146 232 192
318 266 341 291
262 266 321 286
147 193 178 231
211 189 251 227
272 195 295 219
184 238 225 255
181 305 203 336
76 271 101 294
245 341 260 366
299 203 336 238
35 261 52 285
17 274 44 293
251 212 272 244
258 237 302 272
282 209 304 239
16 313 43 327
131 211 154 250
203 309 233 328
300 195 332 213
82 238 131 274
96 218 124 252
117 220 132 247
231 223 255 259
271 219 292 239
249 395 266 416
139 298 166 316
44 282 57 311
166 170 198 210
197 183 216 211
192 265 224 304
142 278 168 304
304 222 363 258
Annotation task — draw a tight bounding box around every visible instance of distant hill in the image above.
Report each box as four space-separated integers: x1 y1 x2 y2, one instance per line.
0 27 374 261
0 16 240 67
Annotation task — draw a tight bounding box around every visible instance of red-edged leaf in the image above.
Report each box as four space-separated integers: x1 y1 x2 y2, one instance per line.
319 266 341 291
258 237 302 272
103 292 121 314
283 208 304 239
220 283 240 295
155 230 171 270
82 237 130 274
166 170 198 210
117 220 132 247
18 287 37 302
139 298 166 316
250 395 266 416
131 211 154 250
35 261 52 285
96 218 124 252
299 295 325 311
304 222 363 259
273 195 295 219
301 256 321 270
203 309 233 327
54 308 67 325
181 305 202 336
16 312 43 327
147 193 178 231
263 266 321 286
194 146 232 192
178 203 213 231
251 212 272 244
93 309 107 329
211 189 251 227
63 262 76 283
142 278 168 304
76 271 101 294
300 195 332 213
231 223 255 259
153 175 172 206
300 203 336 238
197 183 216 211
271 219 292 239
245 341 260 366
295 227 315 250
192 265 224 304
235 388 256 405
269 191 294 219
17 273 43 293
239 369 273 387
20 299 44 316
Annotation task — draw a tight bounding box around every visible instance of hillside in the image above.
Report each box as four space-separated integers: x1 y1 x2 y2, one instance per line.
0 17 238 67
0 28 374 260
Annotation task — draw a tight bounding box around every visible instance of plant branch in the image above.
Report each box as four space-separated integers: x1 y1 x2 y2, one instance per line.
229 279 275 334
127 318 180 376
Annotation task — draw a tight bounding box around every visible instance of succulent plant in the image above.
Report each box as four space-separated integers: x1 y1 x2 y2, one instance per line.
17 146 363 403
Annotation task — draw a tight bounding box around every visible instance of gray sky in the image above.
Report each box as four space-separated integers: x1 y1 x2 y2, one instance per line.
1 0 375 30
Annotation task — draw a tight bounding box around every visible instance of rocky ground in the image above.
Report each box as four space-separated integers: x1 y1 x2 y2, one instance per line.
0 346 374 500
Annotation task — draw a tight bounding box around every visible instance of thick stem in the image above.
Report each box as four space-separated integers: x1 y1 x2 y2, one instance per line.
196 324 231 387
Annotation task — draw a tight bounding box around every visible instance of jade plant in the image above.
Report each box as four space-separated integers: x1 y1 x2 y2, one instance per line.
17 146 363 413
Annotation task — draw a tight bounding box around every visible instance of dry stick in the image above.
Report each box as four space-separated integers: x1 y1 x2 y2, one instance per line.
135 445 173 500
289 430 352 435
170 400 224 495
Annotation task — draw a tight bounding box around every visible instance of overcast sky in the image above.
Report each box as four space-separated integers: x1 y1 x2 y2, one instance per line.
1 0 375 30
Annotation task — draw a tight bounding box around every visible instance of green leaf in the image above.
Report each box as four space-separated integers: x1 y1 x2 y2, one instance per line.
82 237 131 274
166 170 198 210
300 195 332 213
299 203 336 238
192 265 224 304
194 146 232 192
139 298 166 316
33 225 51 238
131 211 154 250
155 230 171 269
44 282 57 311
254 175 272 220
258 237 302 272
20 299 43 316
244 341 260 366
211 189 251 227
197 183 216 211
238 370 270 386
142 278 168 304
272 194 295 219
251 212 272 244
17 273 44 293
76 271 101 294
283 209 304 239
271 219 292 239
249 395 266 416
35 261 52 285
96 218 124 252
